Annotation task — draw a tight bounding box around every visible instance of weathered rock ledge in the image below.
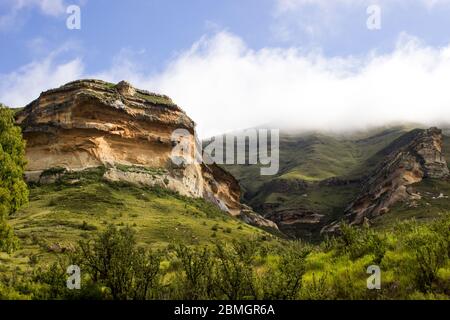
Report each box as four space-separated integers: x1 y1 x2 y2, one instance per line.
16 79 277 229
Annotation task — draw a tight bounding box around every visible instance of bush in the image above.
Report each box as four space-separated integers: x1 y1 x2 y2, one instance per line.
173 245 214 299
0 104 28 253
79 221 97 231
337 224 388 263
40 167 66 177
75 225 162 299
260 241 311 299
7 215 450 300
212 241 257 299
404 226 448 292
0 221 19 253
300 273 331 300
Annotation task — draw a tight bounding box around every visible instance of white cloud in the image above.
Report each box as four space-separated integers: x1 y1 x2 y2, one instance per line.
2 32 450 138
0 48 84 107
142 32 450 137
273 0 450 42
12 0 66 16
0 0 67 30
276 0 450 12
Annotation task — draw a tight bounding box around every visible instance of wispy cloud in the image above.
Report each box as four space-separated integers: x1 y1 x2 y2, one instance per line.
11 0 66 16
1 0 67 31
272 0 450 43
144 32 450 137
2 32 450 138
276 0 450 12
0 45 84 107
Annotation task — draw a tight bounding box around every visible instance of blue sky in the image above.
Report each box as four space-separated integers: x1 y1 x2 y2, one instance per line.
0 0 275 74
2 0 450 137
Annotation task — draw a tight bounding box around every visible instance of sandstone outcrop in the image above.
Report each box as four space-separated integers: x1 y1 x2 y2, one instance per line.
16 79 277 229
323 127 449 232
239 205 279 230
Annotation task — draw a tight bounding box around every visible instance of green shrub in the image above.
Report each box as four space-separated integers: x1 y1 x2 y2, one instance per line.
300 273 330 300
79 221 97 231
0 221 19 253
6 215 450 300
260 241 311 299
74 225 162 299
0 104 28 253
337 224 388 263
173 245 214 299
404 226 448 292
40 167 66 177
212 241 257 299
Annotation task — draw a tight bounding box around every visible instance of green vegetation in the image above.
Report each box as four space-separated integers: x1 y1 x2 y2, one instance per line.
12 107 24 115
136 92 175 106
372 178 450 228
0 122 449 300
224 127 408 194
76 225 162 300
115 164 167 176
0 167 272 285
104 82 117 89
102 81 175 106
40 167 67 177
223 129 409 221
222 128 450 240
1 214 448 300
0 104 28 253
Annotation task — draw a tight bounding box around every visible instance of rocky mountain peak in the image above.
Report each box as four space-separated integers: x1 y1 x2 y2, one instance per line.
14 79 277 229
115 80 136 96
416 127 449 179
324 127 449 231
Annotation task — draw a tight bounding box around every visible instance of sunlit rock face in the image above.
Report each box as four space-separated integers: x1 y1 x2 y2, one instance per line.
323 127 449 233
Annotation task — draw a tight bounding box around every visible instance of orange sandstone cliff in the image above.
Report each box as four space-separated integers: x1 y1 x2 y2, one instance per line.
16 79 277 229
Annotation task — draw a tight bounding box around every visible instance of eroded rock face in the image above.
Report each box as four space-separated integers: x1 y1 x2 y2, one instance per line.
265 208 325 239
17 79 247 217
323 128 449 232
239 205 279 230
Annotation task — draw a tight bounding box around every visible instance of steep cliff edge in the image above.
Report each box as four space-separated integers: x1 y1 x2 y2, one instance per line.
323 127 449 232
16 79 277 229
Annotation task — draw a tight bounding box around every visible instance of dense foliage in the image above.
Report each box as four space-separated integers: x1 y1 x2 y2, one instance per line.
0 104 28 253
1 214 449 300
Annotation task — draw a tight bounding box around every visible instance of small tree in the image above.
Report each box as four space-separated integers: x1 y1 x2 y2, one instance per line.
174 244 214 299
77 225 162 300
338 223 387 263
212 241 257 300
261 241 311 299
0 104 28 253
405 227 448 292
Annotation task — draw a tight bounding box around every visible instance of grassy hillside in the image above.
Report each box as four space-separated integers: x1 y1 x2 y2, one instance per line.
1 167 274 277
224 127 408 196
2 212 449 300
0 133 449 300
223 128 450 239
372 178 450 228
365 134 450 228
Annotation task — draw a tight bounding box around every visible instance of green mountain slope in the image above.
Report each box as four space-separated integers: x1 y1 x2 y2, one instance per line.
223 127 450 240
1 130 449 301
371 178 450 228
225 127 408 196
3 167 275 275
